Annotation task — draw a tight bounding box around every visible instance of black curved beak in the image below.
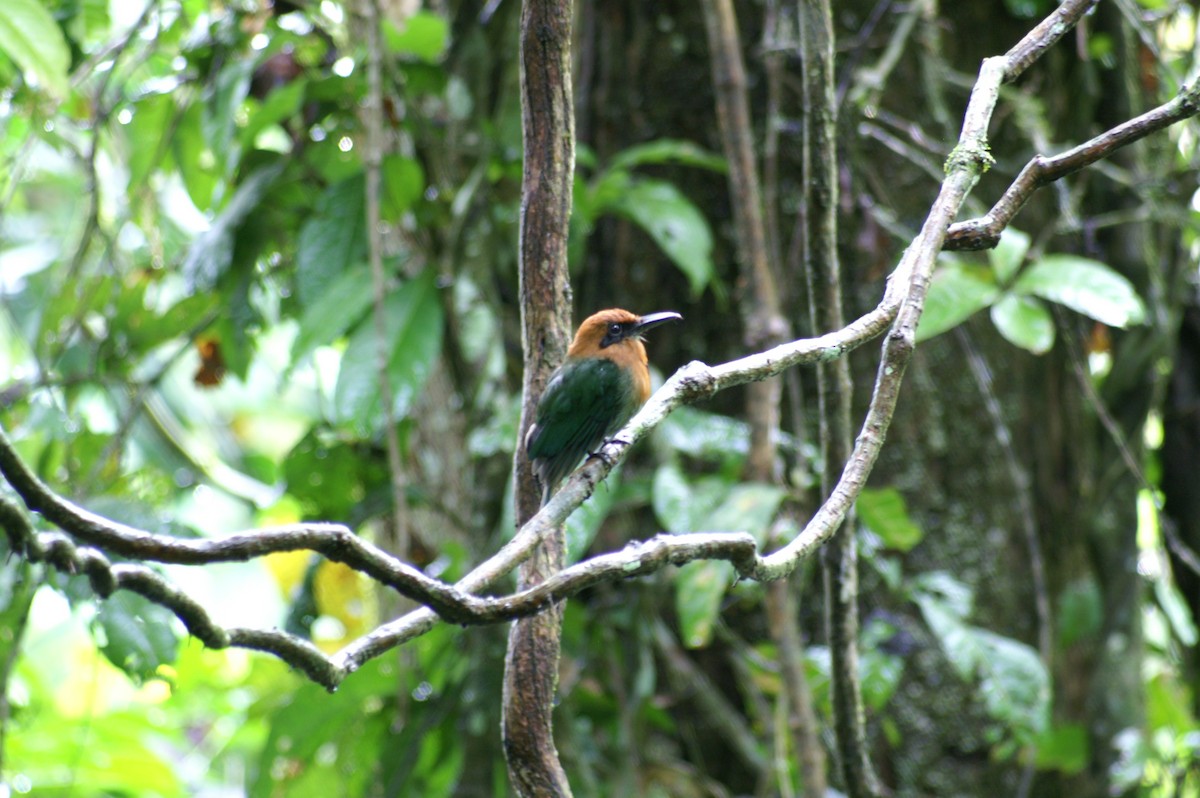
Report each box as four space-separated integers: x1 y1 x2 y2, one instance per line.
634 311 683 334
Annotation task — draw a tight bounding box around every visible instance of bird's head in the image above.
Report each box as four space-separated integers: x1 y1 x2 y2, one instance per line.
568 308 683 357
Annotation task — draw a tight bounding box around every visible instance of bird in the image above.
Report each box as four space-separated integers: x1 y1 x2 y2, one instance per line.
526 308 682 504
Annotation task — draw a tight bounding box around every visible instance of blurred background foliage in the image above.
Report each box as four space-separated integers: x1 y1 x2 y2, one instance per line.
0 0 1198 796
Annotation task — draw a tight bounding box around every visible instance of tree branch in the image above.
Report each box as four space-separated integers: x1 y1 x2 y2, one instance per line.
0 0 1181 704
945 79 1200 250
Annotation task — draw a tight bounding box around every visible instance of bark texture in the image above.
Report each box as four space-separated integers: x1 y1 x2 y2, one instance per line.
502 0 575 794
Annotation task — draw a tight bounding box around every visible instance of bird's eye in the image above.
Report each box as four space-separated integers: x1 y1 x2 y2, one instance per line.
608 323 622 337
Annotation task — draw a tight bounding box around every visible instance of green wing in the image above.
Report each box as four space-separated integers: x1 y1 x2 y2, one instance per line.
526 357 634 491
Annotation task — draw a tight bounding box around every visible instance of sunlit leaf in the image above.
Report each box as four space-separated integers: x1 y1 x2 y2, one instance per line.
296 174 367 307
174 101 219 211
707 483 786 545
989 228 1030 284
990 292 1055 354
290 263 375 368
611 178 714 296
381 155 426 220
383 11 449 62
0 0 70 98
651 462 729 534
126 94 175 192
1013 254 1146 328
857 487 924 551
333 267 443 434
94 593 180 685
916 258 999 342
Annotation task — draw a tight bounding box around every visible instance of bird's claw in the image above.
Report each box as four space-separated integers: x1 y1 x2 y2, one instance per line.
586 437 632 468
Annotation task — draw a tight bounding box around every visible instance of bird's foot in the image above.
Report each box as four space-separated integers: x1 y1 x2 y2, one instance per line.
586 437 630 468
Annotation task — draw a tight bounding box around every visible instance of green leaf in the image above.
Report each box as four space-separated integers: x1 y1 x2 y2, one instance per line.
1012 254 1146 328
857 487 924 551
383 11 449 62
707 483 786 545
10 708 182 794
611 178 714 296
916 591 1049 745
204 57 256 174
665 477 783 648
240 77 307 150
608 139 726 173
1033 724 1090 773
290 263 375 368
916 259 999 342
990 293 1055 354
675 559 734 648
174 100 219 211
381 155 426 220
0 0 70 99
126 94 174 192
182 160 287 289
651 463 734 535
296 174 367 307
94 593 180 685
655 407 750 461
334 267 443 434
989 228 1030 284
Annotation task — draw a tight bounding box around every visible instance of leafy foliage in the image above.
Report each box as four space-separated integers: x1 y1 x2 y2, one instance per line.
918 228 1147 352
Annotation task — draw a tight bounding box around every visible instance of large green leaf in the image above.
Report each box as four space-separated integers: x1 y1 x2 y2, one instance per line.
290 263 375 368
990 292 1055 354
916 584 1049 745
297 175 367 307
126 94 175 192
381 155 426 221
655 406 750 461
670 479 785 648
916 259 999 342
611 178 714 296
0 0 70 98
174 100 219 211
675 559 734 648
857 487 924 551
94 592 181 685
333 267 444 434
10 707 182 794
651 463 725 534
988 228 1030 284
608 139 726 173
1013 254 1146 328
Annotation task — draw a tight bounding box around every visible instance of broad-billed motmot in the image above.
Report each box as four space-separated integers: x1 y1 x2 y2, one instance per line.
526 308 682 504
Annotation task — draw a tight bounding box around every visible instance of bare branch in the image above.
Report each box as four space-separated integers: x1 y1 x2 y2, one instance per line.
946 80 1200 250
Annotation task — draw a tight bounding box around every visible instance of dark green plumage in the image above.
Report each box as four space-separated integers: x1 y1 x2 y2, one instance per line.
525 356 639 498
525 308 680 505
